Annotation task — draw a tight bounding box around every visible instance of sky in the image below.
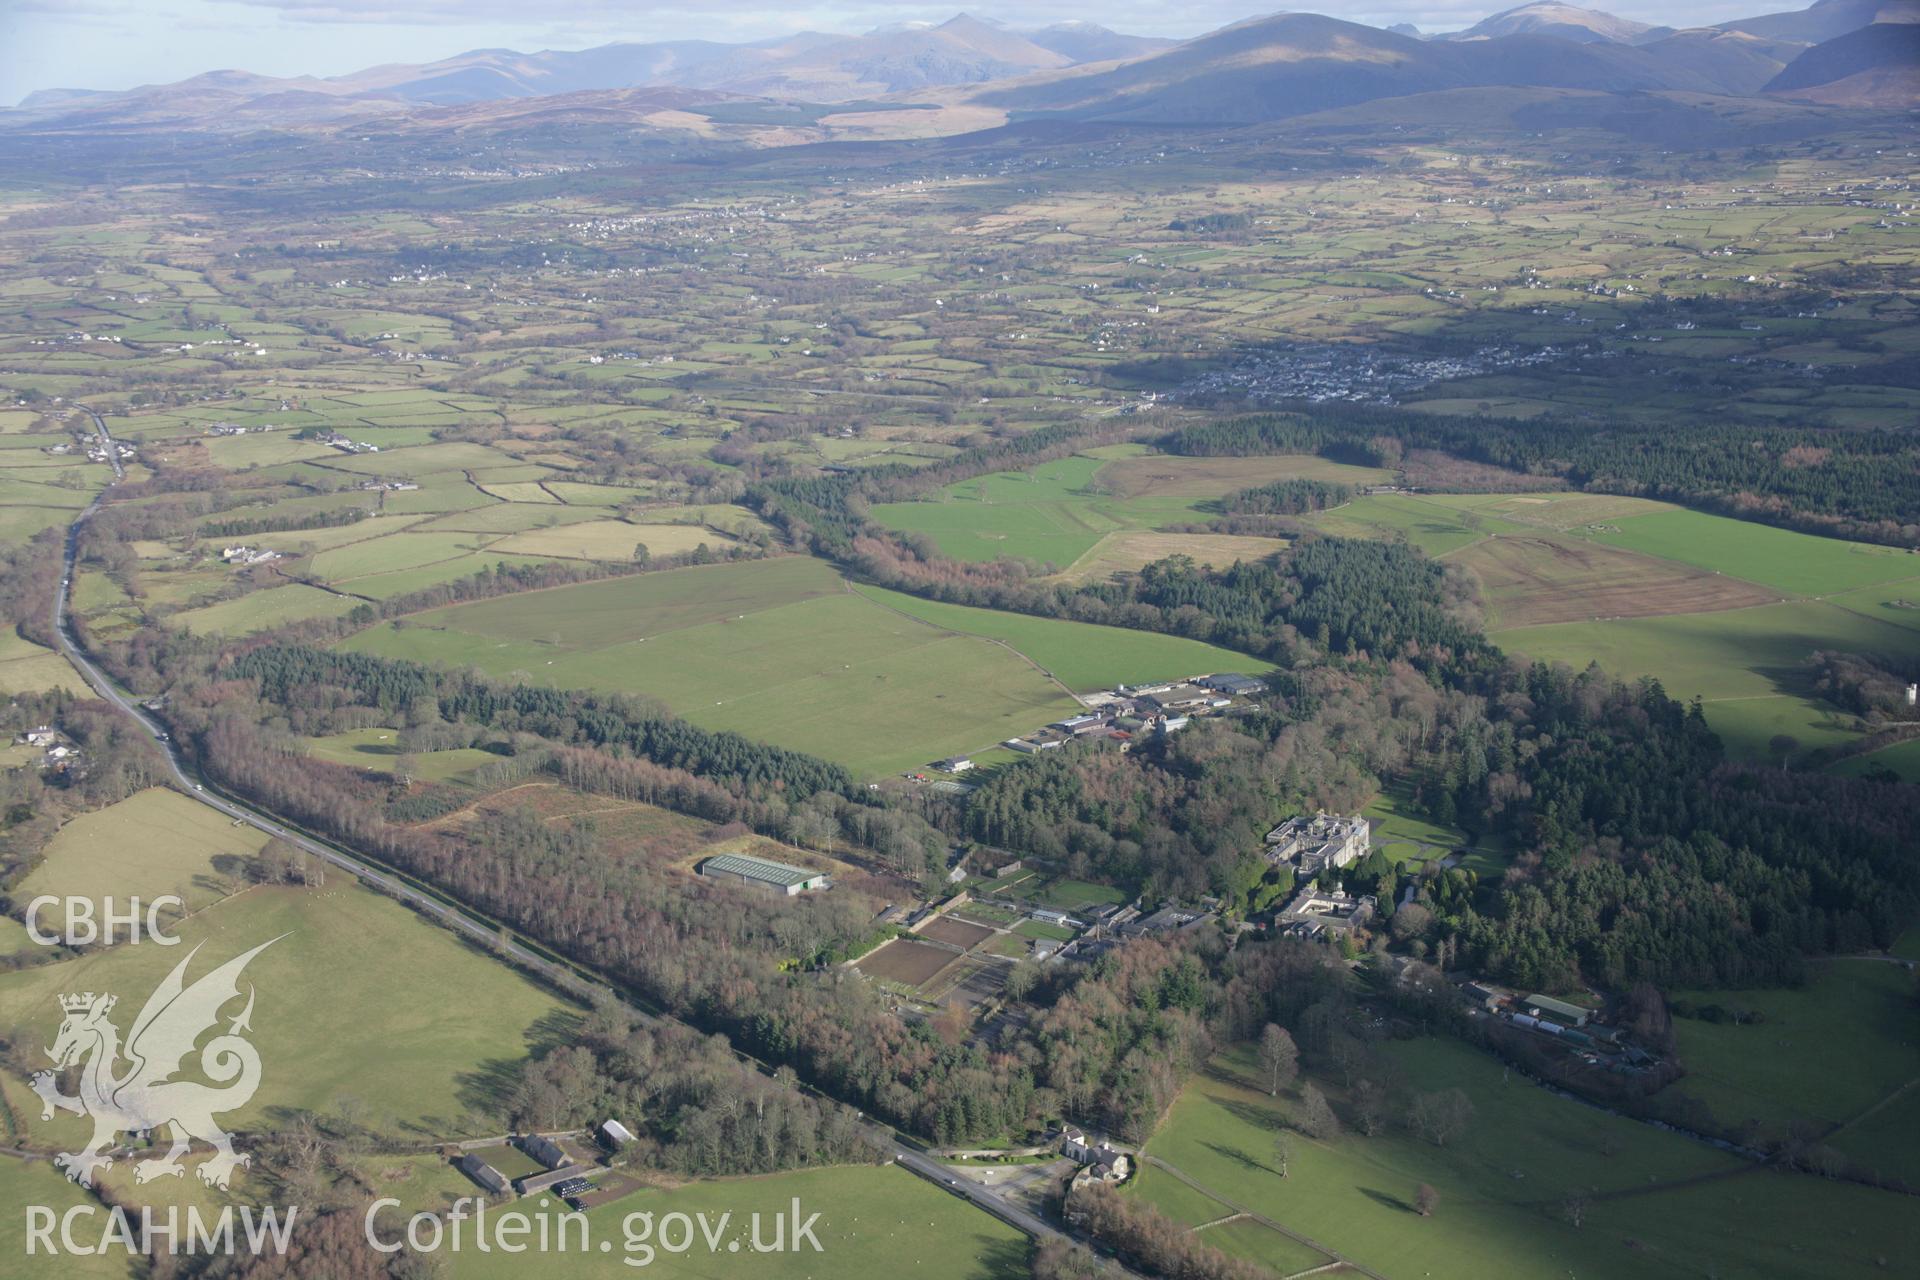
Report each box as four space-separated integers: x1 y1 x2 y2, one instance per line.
3 0 1789 105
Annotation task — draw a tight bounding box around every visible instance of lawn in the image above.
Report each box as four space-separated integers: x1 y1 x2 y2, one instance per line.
856 585 1261 693
1362 784 1494 871
14 786 269 919
1130 1039 1914 1280
342 562 1082 778
0 879 578 1142
447 1164 1030 1280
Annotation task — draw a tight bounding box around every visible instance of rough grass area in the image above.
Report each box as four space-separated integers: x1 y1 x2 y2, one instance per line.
1051 531 1287 585
1449 532 1778 628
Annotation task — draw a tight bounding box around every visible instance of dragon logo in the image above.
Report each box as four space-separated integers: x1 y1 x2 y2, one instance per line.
31 937 282 1189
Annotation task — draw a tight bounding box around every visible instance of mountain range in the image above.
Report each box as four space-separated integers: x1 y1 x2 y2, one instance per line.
7 3 1913 133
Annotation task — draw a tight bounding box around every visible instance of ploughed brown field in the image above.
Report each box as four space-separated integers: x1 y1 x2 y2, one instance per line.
858 938 964 986
917 916 997 950
1451 534 1778 629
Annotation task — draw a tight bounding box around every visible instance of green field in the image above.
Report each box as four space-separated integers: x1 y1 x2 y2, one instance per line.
1668 961 1920 1158
856 584 1261 692
1830 736 1920 781
1494 600 1918 761
870 454 1269 569
1585 509 1920 597
1 1157 135 1280
170 583 367 636
1306 493 1525 556
340 558 1082 776
304 727 504 782
1360 785 1507 874
0 879 577 1141
447 1164 1028 1280
1131 1039 1916 1280
15 787 270 919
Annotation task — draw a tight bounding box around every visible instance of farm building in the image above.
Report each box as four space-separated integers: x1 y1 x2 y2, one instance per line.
599 1118 635 1149
699 851 830 896
456 1153 510 1195
517 1133 569 1170
1198 672 1267 697
1523 994 1591 1027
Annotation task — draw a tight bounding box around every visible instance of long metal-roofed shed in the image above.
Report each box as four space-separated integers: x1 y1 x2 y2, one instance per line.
698 851 831 896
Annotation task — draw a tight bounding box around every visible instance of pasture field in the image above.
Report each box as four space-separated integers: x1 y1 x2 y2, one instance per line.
873 453 1329 569
1094 451 1393 497
1304 492 1527 556
1830 737 1920 782
364 556 837 648
492 519 735 561
1131 1039 1915 1280
343 560 1081 776
0 878 578 1141
1494 600 1919 761
0 632 87 694
169 583 366 636
1584 509 1920 597
1050 530 1287 585
1667 961 1920 1155
448 1164 1029 1280
1 1157 134 1280
14 787 269 918
855 584 1261 693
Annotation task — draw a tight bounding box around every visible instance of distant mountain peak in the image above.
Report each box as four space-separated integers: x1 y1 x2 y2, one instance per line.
1453 2 1657 44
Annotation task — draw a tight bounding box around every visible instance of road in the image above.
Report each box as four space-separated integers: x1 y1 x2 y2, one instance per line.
82 408 124 480
46 452 1107 1262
